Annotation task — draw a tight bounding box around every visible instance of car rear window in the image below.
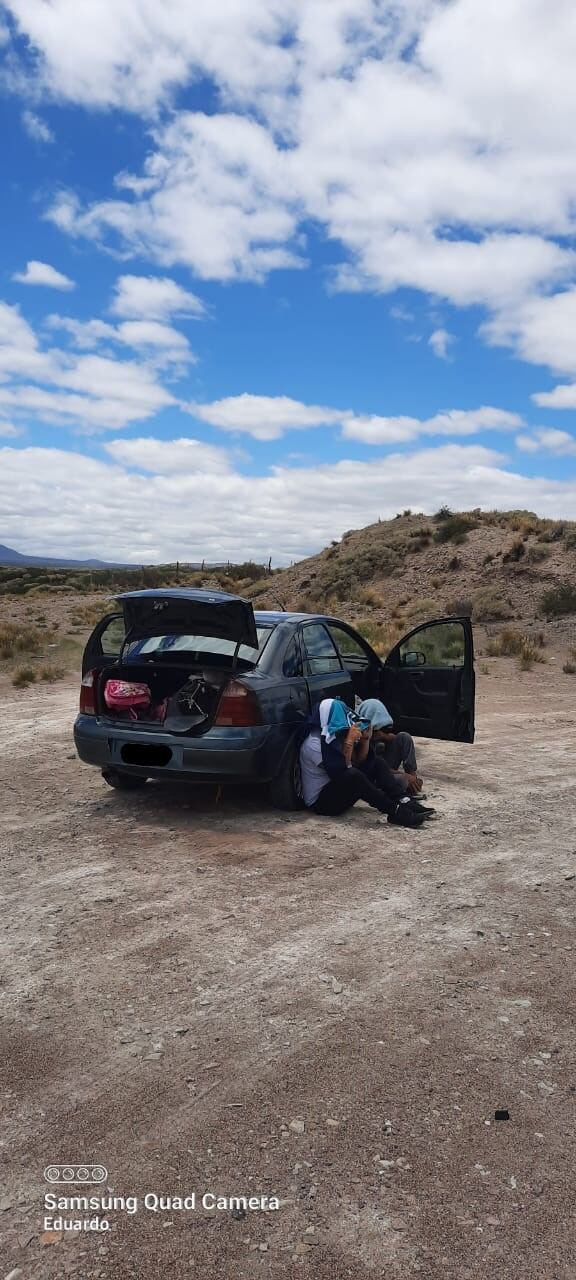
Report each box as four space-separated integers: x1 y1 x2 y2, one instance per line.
124 626 273 665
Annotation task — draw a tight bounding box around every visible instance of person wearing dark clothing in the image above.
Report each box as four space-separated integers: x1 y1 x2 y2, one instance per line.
299 698 431 827
356 737 410 801
357 699 423 796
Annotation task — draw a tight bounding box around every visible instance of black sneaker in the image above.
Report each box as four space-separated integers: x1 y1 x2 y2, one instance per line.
408 800 437 818
388 803 425 828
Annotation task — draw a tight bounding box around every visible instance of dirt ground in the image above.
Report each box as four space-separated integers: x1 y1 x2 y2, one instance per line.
1 660 576 1280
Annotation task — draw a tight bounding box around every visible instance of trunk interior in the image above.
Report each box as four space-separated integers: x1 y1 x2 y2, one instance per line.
96 661 232 736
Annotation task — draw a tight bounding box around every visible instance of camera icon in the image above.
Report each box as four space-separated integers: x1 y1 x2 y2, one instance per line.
44 1164 107 1184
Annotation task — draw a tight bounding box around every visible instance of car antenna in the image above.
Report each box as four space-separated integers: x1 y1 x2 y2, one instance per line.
276 598 287 611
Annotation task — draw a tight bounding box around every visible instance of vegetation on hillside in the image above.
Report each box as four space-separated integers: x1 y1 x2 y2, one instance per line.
0 559 273 597
1 509 575 684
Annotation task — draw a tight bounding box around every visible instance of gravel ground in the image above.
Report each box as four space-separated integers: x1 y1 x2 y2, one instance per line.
1 665 576 1279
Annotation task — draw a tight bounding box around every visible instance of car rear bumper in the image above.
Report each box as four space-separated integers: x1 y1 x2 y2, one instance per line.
73 715 290 783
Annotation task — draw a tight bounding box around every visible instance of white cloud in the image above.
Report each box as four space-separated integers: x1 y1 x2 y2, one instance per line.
343 406 522 444
0 420 22 437
186 393 523 443
533 384 576 411
429 328 455 360
516 428 576 457
0 300 176 431
2 0 297 113
1 439 575 565
48 313 195 371
7 0 576 371
110 274 205 320
483 288 576 375
21 109 54 142
12 260 75 290
11 0 571 312
48 113 306 283
188 394 342 441
104 436 233 474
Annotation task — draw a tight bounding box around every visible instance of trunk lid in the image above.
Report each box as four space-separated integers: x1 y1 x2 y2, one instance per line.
117 588 259 650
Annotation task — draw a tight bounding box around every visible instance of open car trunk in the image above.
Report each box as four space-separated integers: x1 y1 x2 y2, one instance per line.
95 660 234 735
87 588 261 736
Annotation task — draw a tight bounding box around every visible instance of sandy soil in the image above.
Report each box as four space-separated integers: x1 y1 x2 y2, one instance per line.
1 663 576 1280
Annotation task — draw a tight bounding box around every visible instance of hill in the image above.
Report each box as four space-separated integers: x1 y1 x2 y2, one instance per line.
0 542 234 571
247 508 576 650
0 542 124 569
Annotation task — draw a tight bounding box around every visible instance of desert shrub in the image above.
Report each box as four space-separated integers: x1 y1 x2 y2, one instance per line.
39 664 65 682
540 522 566 543
517 639 544 671
0 622 42 660
525 543 550 564
473 589 513 622
503 537 526 563
565 530 576 549
482 552 495 565
356 617 404 655
12 665 37 687
486 628 546 662
230 561 269 581
434 515 475 545
355 617 382 648
297 593 327 614
444 598 473 617
357 585 384 607
540 582 576 618
563 661 576 675
448 556 462 570
433 505 453 522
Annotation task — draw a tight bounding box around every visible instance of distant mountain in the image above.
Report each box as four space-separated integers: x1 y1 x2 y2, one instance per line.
0 543 128 569
0 542 230 571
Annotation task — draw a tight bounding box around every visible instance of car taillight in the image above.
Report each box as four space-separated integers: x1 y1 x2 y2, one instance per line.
80 670 96 715
214 679 262 727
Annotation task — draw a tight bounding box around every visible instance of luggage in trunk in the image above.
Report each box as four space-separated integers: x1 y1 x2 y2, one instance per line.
97 662 230 735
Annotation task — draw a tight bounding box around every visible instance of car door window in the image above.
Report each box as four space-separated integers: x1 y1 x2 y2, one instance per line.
283 636 303 677
100 616 126 656
327 624 371 663
302 624 342 675
398 621 465 668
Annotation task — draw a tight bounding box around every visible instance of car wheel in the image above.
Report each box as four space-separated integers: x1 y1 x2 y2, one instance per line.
102 768 148 791
268 745 305 811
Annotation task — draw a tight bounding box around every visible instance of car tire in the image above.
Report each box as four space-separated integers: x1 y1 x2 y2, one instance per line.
268 744 305 811
102 768 148 791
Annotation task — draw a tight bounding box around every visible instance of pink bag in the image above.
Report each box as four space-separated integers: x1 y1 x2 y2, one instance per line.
104 679 151 711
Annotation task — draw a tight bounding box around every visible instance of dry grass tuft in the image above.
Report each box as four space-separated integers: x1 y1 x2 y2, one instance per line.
12 664 37 687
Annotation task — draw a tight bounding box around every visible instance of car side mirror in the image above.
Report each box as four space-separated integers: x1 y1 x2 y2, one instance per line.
402 650 426 667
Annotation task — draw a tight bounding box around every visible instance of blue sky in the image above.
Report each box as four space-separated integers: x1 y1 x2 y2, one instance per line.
1 0 575 563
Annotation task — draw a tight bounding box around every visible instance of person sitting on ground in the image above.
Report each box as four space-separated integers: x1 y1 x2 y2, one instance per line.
299 698 431 827
357 699 425 797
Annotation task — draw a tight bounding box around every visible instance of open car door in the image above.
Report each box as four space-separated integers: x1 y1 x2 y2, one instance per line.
81 612 125 677
378 617 475 742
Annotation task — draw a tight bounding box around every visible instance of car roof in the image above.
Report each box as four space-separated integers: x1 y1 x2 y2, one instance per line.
117 587 242 603
254 611 336 624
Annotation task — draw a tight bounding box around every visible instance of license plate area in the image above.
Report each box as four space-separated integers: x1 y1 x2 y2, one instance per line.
120 743 173 767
